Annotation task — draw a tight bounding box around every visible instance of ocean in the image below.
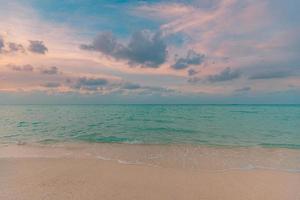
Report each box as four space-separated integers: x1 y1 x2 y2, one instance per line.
1 104 299 148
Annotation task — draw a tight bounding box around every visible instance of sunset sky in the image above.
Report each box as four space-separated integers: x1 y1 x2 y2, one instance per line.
0 0 299 104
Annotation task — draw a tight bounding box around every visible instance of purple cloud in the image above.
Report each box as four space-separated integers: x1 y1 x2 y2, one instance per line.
81 30 167 68
171 50 205 70
28 40 48 54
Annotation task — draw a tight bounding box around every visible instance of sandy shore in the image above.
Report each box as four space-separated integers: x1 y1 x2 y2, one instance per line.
1 158 299 200
0 144 300 200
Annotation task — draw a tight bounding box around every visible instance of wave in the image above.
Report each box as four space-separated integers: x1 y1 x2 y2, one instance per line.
74 134 139 144
259 143 300 149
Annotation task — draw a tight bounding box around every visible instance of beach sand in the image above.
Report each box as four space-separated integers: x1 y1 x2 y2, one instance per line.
0 144 300 200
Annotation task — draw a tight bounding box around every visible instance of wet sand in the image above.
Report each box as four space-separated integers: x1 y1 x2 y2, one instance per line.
0 144 300 200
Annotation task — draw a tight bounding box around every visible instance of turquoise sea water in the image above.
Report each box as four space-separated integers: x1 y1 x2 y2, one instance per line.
0 105 299 148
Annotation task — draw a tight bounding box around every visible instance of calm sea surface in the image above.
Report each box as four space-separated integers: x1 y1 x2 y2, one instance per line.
0 105 299 148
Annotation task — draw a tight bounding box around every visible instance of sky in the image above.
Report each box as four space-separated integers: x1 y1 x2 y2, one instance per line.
0 0 299 104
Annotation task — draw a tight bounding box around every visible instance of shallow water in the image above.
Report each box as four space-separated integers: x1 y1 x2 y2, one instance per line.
0 105 299 148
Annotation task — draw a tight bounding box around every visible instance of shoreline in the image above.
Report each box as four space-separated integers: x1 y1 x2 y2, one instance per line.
1 142 300 172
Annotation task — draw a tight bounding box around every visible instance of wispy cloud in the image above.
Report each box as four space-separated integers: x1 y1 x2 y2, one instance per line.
7 64 34 72
8 42 25 53
71 77 108 91
171 50 205 70
249 71 292 80
207 67 240 83
40 66 59 75
133 2 194 20
0 36 26 54
41 82 61 88
187 68 198 76
235 86 251 92
121 82 141 90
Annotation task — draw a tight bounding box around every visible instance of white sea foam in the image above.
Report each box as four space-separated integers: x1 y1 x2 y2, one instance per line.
1 143 300 173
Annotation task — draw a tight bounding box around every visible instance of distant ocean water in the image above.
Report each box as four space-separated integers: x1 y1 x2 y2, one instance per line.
0 105 300 148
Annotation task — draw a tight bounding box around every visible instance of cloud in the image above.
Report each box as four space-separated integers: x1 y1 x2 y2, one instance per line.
207 67 240 82
66 78 175 95
8 64 62 76
137 85 176 95
8 42 25 53
187 68 198 76
235 86 251 92
187 76 201 84
80 32 118 55
72 77 108 91
133 3 194 20
1 0 299 102
7 64 34 72
0 36 4 52
28 40 48 54
121 82 141 90
123 30 167 67
40 66 59 75
249 71 291 80
171 50 205 70
42 82 61 88
0 37 25 54
81 30 168 68
114 81 177 96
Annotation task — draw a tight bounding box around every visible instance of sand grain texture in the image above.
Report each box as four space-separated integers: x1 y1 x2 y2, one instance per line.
1 158 299 200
